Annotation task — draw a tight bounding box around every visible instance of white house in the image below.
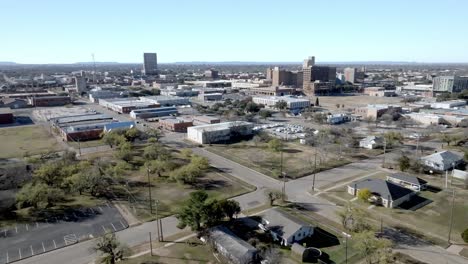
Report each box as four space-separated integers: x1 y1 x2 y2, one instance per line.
359 136 384 149
259 208 314 246
386 173 428 191
347 179 415 208
421 151 464 171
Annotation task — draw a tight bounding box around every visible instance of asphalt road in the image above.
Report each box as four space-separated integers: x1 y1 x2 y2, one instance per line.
0 202 127 264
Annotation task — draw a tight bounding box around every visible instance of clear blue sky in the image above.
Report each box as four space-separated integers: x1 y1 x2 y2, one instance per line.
3 0 468 64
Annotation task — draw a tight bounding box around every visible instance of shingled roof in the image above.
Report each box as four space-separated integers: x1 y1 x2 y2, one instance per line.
349 179 414 201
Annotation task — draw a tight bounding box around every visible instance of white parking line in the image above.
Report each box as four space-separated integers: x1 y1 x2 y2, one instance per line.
73 212 78 218
105 203 110 208
89 208 96 214
30 245 34 255
25 224 29 231
42 242 46 252
15 225 18 233
110 223 117 231
6 251 9 263
18 248 21 259
119 220 126 228
53 240 57 249
36 222 39 228
98 206 103 212
101 225 107 233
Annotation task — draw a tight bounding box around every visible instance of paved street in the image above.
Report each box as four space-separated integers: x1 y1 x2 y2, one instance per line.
0 202 127 264
15 130 468 264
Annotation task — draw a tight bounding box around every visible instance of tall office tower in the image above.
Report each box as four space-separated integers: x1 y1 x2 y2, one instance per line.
143 53 158 75
74 76 87 93
433 76 468 93
271 67 292 87
344 67 356 83
266 67 273 80
303 56 315 68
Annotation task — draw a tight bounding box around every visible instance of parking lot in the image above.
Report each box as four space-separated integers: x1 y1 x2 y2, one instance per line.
0 202 128 264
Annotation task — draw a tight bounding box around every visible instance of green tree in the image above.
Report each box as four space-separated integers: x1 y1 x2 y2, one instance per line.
338 203 371 233
114 142 133 162
190 155 210 170
268 139 283 152
218 200 241 221
145 159 173 177
265 189 283 206
245 102 261 113
358 188 372 202
143 142 170 161
34 162 66 187
124 128 141 142
145 129 164 142
259 110 273 120
398 155 411 172
315 97 320 106
102 132 126 148
95 232 126 264
462 228 468 243
16 183 64 209
275 100 287 110
354 231 393 264
176 191 221 231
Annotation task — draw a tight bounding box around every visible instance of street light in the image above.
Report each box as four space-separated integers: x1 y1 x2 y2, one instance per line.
342 232 351 264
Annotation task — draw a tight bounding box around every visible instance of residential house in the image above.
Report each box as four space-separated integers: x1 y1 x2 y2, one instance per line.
259 208 314 246
347 179 415 208
421 151 464 171
359 136 384 149
207 226 258 264
386 173 428 191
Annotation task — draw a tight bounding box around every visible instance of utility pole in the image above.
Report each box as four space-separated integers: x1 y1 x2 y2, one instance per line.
147 167 153 214
155 199 160 241
342 232 351 264
77 139 82 156
447 189 455 244
149 232 153 256
312 152 317 191
382 137 387 167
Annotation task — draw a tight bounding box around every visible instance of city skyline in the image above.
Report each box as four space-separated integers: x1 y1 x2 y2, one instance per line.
2 0 468 64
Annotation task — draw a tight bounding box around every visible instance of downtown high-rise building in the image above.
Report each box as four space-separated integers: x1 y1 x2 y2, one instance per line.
302 55 336 96
143 52 158 75
433 76 468 93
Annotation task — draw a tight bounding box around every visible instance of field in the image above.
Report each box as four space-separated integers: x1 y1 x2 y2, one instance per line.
318 95 402 109
207 140 380 179
319 172 468 245
0 125 63 159
122 168 254 222
120 237 218 264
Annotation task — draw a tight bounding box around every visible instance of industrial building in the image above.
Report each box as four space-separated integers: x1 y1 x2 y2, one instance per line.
51 113 115 141
354 104 402 119
99 98 159 114
363 87 396 97
192 115 221 124
28 96 71 107
159 118 193 132
130 106 178 119
430 100 466 109
198 93 223 101
187 121 254 144
139 96 190 106
0 108 14 124
89 90 128 103
252 96 310 111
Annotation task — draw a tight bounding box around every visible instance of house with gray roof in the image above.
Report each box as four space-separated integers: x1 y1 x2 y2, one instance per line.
259 208 314 246
421 151 464 171
359 136 384 149
386 173 428 191
207 226 258 264
347 179 415 208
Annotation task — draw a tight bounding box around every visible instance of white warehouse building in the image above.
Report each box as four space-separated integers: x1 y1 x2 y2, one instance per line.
252 96 310 110
139 96 190 106
187 121 254 144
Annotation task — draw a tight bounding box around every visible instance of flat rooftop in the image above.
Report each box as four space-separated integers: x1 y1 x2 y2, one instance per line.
189 121 252 132
53 114 113 125
0 108 13 114
254 96 310 102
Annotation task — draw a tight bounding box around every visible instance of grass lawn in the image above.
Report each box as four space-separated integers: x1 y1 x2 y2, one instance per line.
275 207 363 264
121 168 254 222
206 141 365 179
319 172 468 245
0 125 63 159
121 237 217 264
68 138 106 148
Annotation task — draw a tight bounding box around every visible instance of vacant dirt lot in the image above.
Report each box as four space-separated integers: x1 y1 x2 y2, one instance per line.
0 125 63 159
